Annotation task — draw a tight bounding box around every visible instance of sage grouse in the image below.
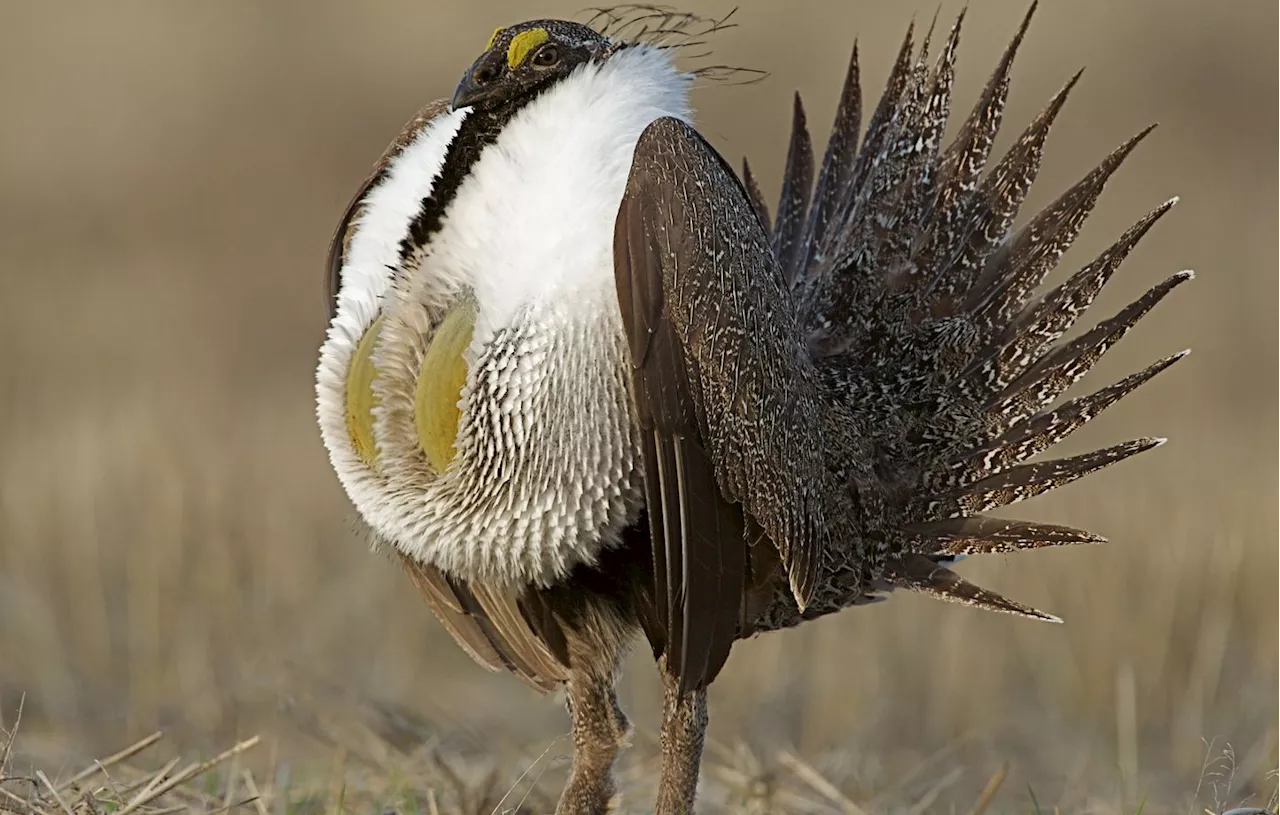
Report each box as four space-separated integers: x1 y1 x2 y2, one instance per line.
316 5 1189 813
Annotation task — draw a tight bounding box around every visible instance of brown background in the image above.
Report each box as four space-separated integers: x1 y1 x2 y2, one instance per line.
1 0 1275 810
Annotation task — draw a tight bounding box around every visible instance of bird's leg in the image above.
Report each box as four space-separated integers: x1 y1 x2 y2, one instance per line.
555 667 631 815
655 658 708 814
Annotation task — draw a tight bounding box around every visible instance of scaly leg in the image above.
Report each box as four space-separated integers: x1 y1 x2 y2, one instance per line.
655 658 708 814
555 668 631 815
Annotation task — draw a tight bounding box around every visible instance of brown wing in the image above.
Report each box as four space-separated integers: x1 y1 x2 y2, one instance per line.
398 555 569 694
325 99 451 321
333 102 569 693
613 117 834 694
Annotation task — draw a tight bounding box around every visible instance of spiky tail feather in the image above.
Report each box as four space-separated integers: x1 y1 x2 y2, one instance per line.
752 3 1189 621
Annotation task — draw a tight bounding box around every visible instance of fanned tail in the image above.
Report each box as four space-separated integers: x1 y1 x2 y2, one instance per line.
886 553 1063 622
746 3 1190 621
904 516 1106 556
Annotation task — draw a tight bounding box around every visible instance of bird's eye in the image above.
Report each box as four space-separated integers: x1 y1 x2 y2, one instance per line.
531 45 560 67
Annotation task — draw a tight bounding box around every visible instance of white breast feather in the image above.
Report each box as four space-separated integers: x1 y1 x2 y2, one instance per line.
322 45 693 587
432 46 692 340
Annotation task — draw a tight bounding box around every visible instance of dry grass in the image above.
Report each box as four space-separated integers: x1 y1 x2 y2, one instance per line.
4 703 1275 815
2 700 261 815
0 0 1275 812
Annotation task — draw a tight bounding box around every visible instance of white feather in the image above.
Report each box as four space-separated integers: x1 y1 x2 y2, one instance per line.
315 107 466 554
325 107 468 345
430 45 692 342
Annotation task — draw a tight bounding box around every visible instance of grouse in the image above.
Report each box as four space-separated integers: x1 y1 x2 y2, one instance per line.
316 6 1190 813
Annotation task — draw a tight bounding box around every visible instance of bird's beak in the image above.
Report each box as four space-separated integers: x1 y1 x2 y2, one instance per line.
451 53 502 111
450 74 484 111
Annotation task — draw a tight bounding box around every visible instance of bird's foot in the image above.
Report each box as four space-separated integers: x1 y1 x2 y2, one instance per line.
654 659 708 814
554 672 631 815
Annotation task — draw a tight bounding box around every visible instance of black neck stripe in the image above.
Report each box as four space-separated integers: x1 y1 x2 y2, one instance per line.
396 100 529 264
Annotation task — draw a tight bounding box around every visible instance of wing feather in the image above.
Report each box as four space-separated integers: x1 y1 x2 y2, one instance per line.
399 555 564 692
614 116 834 692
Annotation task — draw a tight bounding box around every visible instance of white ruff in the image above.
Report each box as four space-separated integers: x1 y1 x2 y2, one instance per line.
319 46 692 587
315 107 466 558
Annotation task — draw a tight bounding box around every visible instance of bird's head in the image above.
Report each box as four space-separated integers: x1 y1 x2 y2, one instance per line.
451 21 616 113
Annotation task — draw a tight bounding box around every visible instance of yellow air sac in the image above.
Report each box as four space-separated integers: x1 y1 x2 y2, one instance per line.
346 315 384 469
415 302 476 473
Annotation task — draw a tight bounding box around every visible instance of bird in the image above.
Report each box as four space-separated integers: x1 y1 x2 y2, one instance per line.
315 5 1190 813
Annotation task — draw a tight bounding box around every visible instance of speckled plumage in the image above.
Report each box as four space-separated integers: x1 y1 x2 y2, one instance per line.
317 7 1190 813
743 3 1190 629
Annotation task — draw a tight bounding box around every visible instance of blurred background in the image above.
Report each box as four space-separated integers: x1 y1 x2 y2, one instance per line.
1 0 1275 811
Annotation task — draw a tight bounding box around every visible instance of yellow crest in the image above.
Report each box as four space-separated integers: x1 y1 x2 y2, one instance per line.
506 28 549 68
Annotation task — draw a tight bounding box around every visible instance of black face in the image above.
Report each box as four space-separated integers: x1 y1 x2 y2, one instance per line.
451 20 614 112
